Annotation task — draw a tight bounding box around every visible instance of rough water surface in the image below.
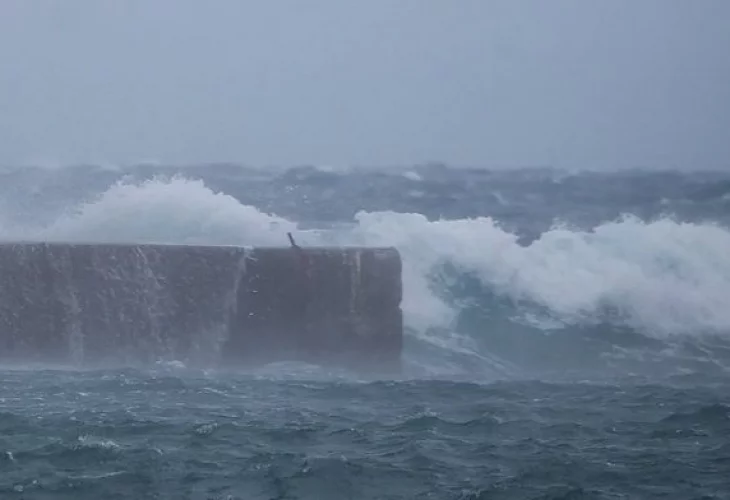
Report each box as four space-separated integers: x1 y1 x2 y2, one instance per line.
1 164 729 498
2 368 729 500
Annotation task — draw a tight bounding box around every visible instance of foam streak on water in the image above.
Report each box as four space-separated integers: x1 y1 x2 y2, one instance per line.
1 368 729 499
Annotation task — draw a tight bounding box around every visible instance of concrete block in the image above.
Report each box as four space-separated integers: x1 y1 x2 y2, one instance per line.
0 241 402 374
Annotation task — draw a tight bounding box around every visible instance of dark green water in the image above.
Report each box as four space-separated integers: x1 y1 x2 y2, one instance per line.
2 368 729 499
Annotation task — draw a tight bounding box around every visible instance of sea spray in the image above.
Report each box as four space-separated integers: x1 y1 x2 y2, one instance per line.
1 172 729 376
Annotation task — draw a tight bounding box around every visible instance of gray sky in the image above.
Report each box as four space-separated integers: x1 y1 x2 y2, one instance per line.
0 0 728 169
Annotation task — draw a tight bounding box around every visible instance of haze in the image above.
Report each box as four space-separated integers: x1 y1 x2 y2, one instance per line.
1 0 728 170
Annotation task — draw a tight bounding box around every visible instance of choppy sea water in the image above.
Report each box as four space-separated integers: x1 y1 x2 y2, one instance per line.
1 164 730 498
2 368 729 499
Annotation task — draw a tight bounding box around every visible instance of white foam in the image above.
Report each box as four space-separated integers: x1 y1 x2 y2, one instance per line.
345 211 730 338
2 176 296 246
402 171 423 182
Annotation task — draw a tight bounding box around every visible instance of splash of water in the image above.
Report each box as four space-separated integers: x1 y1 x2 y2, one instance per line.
1 176 296 246
2 176 729 376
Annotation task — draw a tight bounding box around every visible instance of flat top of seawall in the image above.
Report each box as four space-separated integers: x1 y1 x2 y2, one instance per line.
0 240 401 258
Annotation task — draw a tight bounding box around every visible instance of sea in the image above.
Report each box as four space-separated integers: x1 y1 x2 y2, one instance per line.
0 163 729 499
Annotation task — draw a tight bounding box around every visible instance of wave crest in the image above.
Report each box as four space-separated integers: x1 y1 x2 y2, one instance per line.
3 176 730 377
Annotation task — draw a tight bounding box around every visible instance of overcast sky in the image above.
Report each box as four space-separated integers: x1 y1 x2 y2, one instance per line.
0 0 728 169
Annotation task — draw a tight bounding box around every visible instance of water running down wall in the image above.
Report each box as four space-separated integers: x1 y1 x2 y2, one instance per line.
0 241 403 373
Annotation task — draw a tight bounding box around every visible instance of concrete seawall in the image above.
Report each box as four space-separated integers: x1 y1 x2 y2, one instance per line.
0 241 402 373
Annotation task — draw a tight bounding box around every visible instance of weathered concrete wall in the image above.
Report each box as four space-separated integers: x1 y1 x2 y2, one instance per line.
0 241 402 373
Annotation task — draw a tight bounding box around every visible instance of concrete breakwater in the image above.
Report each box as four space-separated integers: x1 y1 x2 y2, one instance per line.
0 241 402 373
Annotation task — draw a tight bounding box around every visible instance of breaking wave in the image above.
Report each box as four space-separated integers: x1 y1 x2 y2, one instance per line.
2 176 730 378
